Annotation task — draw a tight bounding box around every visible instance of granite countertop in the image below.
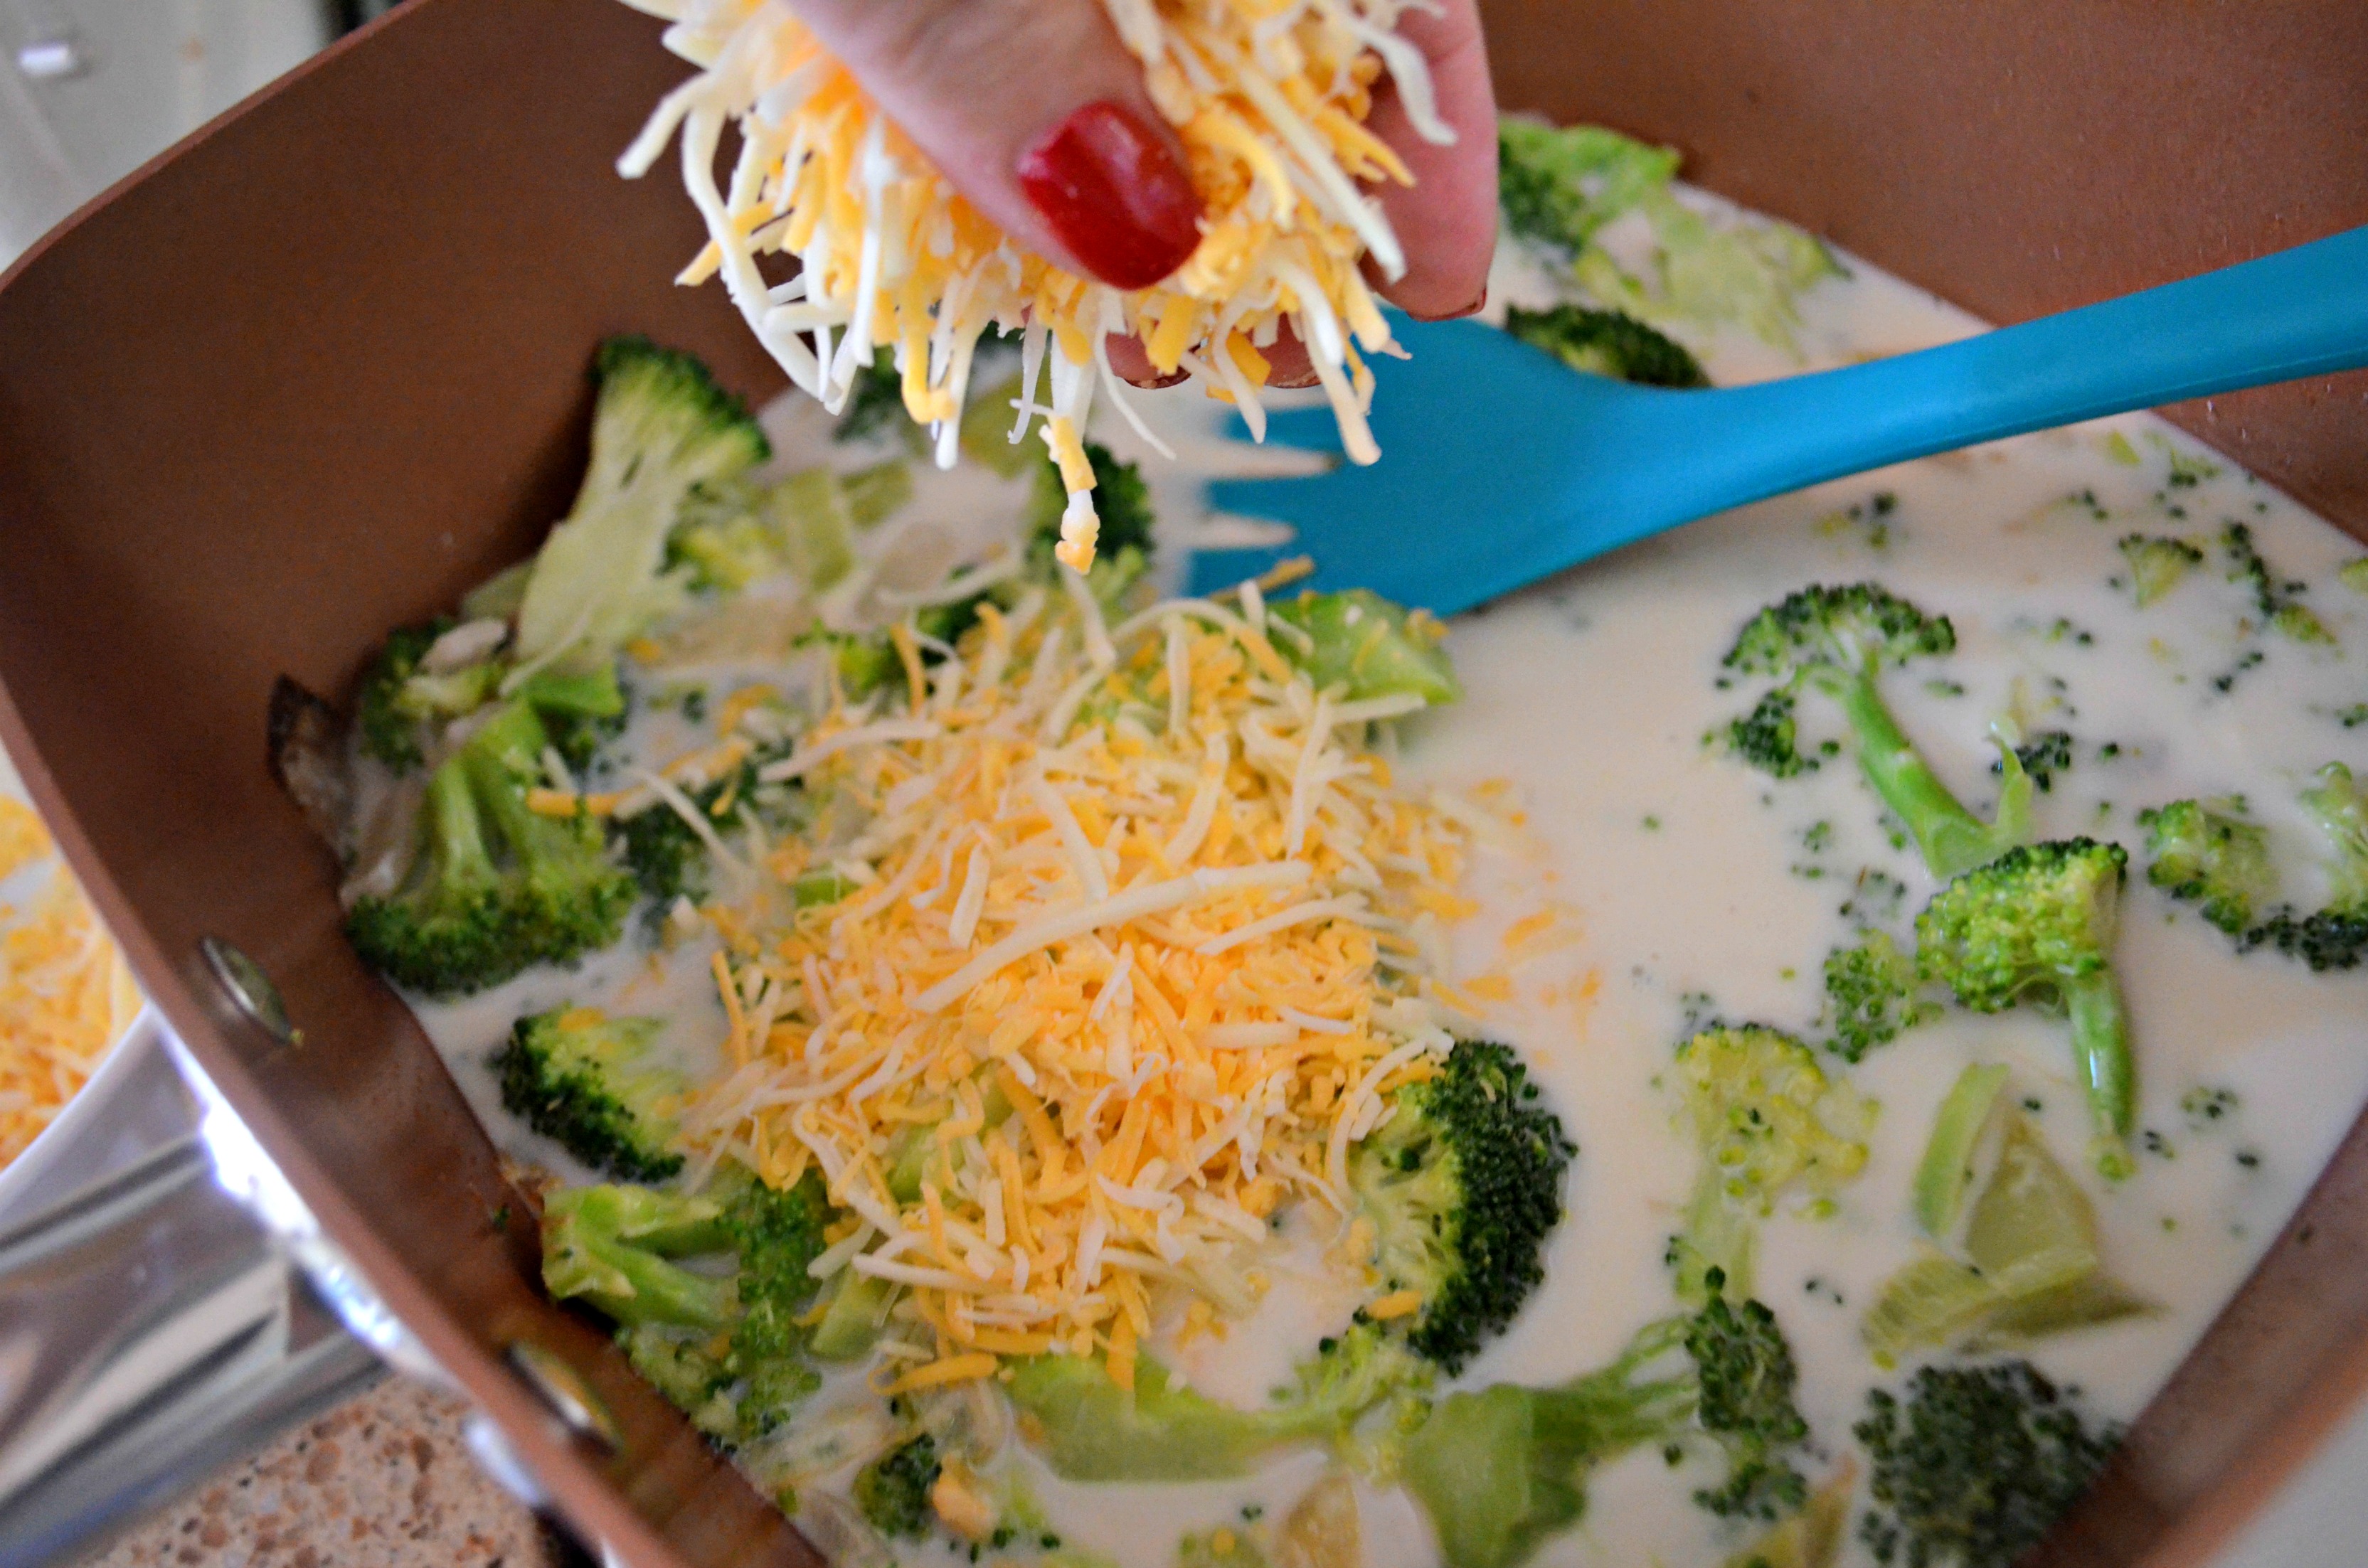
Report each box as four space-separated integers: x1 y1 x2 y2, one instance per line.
78 1380 556 1568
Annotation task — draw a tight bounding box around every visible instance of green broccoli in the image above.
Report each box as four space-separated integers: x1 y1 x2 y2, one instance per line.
1914 839 2135 1179
540 1166 832 1445
2342 558 2368 596
1864 1065 2150 1365
1503 304 1709 388
2001 729 2072 794
1726 689 1827 779
2246 761 2368 971
1003 1350 1366 1482
2223 522 2336 646
669 469 860 596
1497 120 1679 255
511 338 768 680
1399 1274 1815 1568
356 620 466 772
492 1007 682 1180
345 700 635 996
1669 1025 1871 1304
1854 1360 2120 1568
610 750 775 917
2116 534 2202 608
1821 929 1938 1063
1269 590 1462 707
1721 585 2031 880
833 356 911 445
854 1434 942 1540
2140 799 2273 935
841 459 915 526
1349 1039 1576 1372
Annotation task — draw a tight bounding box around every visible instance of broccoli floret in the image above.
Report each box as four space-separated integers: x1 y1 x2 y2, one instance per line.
1497 120 1678 254
2246 762 2368 971
493 1007 682 1180
2140 799 2273 936
2116 534 2202 607
1821 929 1937 1063
835 357 913 445
2002 729 2072 794
356 620 454 772
1915 839 2135 1179
1726 688 1825 778
1348 1039 1574 1372
1854 1360 2120 1568
1669 1025 1871 1303
516 665 628 776
345 700 635 996
2343 558 2368 596
611 751 770 916
1722 585 2030 879
854 1434 942 1540
513 338 768 679
1269 590 1461 708
1400 1276 1814 1568
1004 1352 1361 1482
1504 304 1709 388
2223 522 2336 646
541 1166 832 1446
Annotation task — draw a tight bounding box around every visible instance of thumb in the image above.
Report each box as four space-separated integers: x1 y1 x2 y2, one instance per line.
787 0 1203 292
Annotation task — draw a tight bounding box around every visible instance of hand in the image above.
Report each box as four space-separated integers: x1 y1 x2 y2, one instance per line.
783 0 1499 388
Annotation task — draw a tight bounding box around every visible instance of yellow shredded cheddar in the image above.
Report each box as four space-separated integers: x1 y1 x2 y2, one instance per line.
0 809 139 1170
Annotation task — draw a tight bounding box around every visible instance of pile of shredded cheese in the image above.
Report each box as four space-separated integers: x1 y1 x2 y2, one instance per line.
629 582 1492 1395
0 797 139 1170
619 0 1449 572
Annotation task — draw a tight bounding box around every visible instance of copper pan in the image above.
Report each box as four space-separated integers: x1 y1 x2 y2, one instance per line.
0 3 2361 1566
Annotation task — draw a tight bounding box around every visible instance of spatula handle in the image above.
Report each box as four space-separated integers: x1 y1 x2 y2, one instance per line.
1711 224 2368 498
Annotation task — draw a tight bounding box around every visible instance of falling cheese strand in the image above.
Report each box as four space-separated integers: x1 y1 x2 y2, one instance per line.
617 0 1450 570
677 587 1494 1387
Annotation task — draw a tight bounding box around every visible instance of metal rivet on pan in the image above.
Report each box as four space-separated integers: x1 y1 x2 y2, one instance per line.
200 937 300 1045
507 1342 620 1450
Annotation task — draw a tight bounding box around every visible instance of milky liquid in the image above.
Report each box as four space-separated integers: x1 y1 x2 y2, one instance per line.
410 193 2368 1567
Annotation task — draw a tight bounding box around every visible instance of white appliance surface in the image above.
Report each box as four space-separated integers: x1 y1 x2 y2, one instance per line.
0 0 325 268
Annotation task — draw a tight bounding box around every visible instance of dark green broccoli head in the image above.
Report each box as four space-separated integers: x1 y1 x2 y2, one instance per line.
1349 1039 1575 1374
1504 304 1709 388
2140 800 2273 936
1822 929 1936 1063
713 1166 833 1364
2002 729 2073 794
593 336 770 464
834 357 911 445
356 620 450 772
1727 688 1826 778
855 1433 942 1539
2245 762 2368 971
1685 1269 1810 1522
493 1007 682 1180
346 701 635 997
1914 839 2126 1011
2116 534 2202 608
1854 1360 2120 1568
1723 584 1957 683
1269 589 1462 707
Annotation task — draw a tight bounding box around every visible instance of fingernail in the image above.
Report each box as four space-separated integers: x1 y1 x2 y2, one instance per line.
1016 101 1201 291
1404 283 1487 323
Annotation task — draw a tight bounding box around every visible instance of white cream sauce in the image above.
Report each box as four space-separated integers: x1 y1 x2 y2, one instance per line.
410 188 2368 1567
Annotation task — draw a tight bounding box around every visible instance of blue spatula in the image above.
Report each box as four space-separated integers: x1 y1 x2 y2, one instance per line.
1188 225 2368 612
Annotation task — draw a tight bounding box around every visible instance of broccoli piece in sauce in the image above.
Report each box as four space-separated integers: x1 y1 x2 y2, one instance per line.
1915 839 2136 1179
1722 585 2032 880
2246 762 2368 971
344 700 635 997
1854 1360 2120 1568
2140 799 2273 936
854 1434 942 1540
1821 929 1937 1063
493 1007 683 1180
2115 533 2202 608
1269 590 1461 707
1503 304 1710 388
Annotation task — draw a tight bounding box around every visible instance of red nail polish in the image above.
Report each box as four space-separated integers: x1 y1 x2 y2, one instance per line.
1016 102 1202 291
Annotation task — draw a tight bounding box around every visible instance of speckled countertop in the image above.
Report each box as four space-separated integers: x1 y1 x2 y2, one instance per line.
77 1380 557 1568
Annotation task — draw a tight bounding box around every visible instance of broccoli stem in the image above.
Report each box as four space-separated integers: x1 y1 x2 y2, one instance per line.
424 757 499 895
2065 970 2135 1180
1826 668 2025 880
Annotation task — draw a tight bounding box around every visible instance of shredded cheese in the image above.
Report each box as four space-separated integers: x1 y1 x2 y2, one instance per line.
676 591 1482 1387
618 0 1451 569
0 798 139 1170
